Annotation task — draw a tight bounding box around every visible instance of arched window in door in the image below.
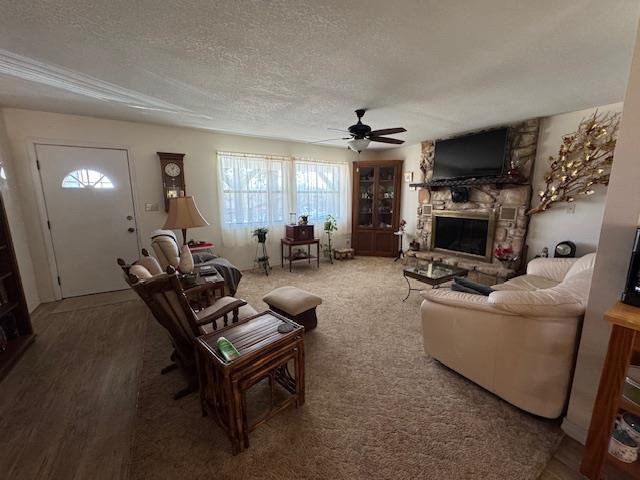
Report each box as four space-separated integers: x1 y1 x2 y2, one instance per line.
61 169 114 189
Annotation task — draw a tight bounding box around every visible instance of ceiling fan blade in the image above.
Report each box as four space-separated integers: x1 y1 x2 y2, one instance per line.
369 136 404 145
308 137 350 144
368 127 406 136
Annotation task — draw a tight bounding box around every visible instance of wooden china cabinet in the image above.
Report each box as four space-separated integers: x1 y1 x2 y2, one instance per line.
351 160 403 256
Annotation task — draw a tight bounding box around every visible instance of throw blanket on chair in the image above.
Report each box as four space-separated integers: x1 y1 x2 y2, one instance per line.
191 251 242 296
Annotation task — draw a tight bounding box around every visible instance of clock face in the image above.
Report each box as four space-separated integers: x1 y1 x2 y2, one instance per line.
164 162 181 177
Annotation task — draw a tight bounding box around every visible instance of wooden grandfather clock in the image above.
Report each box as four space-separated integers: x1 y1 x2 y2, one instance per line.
157 152 186 211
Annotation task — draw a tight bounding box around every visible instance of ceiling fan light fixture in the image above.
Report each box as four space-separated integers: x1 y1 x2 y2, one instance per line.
348 138 370 153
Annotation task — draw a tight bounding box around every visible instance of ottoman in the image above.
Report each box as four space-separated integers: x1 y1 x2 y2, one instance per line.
263 286 322 331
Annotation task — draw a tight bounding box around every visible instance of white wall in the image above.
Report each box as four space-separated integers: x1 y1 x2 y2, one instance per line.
527 102 623 259
0 115 39 311
563 22 640 443
2 109 359 304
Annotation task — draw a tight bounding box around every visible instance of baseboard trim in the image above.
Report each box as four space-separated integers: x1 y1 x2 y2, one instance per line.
561 417 588 445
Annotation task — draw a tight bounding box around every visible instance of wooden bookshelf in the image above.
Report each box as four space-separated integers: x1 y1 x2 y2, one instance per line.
582 302 640 478
0 193 34 381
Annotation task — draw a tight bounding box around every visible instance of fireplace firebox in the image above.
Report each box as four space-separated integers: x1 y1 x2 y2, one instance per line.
430 211 495 262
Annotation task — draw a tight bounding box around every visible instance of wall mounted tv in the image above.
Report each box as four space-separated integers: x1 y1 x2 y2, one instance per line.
432 128 508 180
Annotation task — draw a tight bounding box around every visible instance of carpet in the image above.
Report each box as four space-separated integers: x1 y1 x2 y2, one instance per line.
130 257 562 480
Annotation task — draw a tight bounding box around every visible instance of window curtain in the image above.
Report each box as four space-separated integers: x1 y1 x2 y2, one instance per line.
294 158 351 234
216 152 351 247
217 152 292 247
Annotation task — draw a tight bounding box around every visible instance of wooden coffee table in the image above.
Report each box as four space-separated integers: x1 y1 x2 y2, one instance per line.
195 310 305 455
402 262 469 301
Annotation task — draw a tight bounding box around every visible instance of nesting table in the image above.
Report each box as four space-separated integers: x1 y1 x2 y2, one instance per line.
195 310 305 455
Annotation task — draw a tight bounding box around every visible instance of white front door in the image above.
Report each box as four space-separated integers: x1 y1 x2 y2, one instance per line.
36 145 139 298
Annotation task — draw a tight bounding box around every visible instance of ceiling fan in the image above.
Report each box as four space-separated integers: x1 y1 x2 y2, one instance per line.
312 109 406 153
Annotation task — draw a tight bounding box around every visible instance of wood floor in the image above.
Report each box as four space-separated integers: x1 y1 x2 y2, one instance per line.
0 292 629 479
0 292 147 480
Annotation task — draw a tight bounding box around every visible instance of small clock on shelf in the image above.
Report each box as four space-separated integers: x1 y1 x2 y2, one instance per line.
157 152 186 211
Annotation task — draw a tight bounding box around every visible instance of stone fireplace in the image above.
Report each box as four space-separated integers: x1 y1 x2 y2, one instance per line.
431 210 495 262
408 118 540 281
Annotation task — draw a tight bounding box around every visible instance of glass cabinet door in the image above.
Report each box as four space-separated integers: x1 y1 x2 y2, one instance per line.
375 166 395 229
357 166 374 228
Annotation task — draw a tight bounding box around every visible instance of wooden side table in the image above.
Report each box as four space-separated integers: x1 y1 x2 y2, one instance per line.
281 238 320 272
582 301 640 478
195 311 305 455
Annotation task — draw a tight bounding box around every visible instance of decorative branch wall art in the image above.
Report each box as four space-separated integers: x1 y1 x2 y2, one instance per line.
527 110 620 215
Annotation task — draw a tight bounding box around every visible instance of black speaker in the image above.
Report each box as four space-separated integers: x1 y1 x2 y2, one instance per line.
622 228 640 307
450 187 469 203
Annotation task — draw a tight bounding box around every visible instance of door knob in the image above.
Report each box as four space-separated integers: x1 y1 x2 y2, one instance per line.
128 227 135 233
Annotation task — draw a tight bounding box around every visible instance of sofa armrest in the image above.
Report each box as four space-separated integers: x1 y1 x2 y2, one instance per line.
421 288 512 314
526 257 578 283
488 289 585 317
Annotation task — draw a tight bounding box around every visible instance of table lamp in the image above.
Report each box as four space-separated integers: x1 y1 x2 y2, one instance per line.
163 196 210 245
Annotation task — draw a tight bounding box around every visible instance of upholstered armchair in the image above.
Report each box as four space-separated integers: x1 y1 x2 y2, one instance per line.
420 253 596 418
150 229 243 295
151 229 194 272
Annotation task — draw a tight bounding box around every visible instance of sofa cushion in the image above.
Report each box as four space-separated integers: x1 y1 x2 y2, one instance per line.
492 274 560 292
488 287 585 317
138 255 163 276
179 245 195 273
563 252 596 282
525 257 578 283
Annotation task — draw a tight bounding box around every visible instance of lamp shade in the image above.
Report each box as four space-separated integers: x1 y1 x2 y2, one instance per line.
163 196 210 230
348 138 370 153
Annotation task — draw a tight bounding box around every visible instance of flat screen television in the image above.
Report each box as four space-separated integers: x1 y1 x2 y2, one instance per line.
432 128 508 180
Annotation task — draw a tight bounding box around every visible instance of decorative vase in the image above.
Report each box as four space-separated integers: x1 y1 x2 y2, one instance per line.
609 427 639 463
256 233 267 243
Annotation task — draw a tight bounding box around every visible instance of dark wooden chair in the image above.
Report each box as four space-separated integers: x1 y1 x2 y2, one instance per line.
119 262 257 399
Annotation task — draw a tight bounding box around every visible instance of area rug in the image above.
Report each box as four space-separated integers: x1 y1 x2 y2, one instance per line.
129 257 562 480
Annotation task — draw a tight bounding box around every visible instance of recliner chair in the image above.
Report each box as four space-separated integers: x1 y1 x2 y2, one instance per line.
150 229 243 295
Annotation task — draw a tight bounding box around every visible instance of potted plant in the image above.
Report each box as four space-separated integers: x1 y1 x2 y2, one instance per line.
323 215 338 261
252 227 269 244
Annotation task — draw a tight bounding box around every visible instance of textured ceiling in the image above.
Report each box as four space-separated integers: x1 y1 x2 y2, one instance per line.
0 0 638 148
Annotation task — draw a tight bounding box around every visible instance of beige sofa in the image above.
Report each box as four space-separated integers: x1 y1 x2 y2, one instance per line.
420 253 596 418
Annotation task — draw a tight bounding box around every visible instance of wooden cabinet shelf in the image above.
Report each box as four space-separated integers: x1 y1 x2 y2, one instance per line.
0 334 35 380
582 302 640 478
608 453 640 478
0 193 33 382
620 396 640 417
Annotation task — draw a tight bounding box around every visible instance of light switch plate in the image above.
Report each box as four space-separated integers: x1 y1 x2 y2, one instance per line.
145 202 160 212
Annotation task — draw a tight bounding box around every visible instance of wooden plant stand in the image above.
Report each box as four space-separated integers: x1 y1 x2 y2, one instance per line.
334 248 355 260
582 301 640 478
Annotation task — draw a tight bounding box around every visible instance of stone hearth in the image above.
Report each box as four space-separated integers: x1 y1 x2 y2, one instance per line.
407 119 540 281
